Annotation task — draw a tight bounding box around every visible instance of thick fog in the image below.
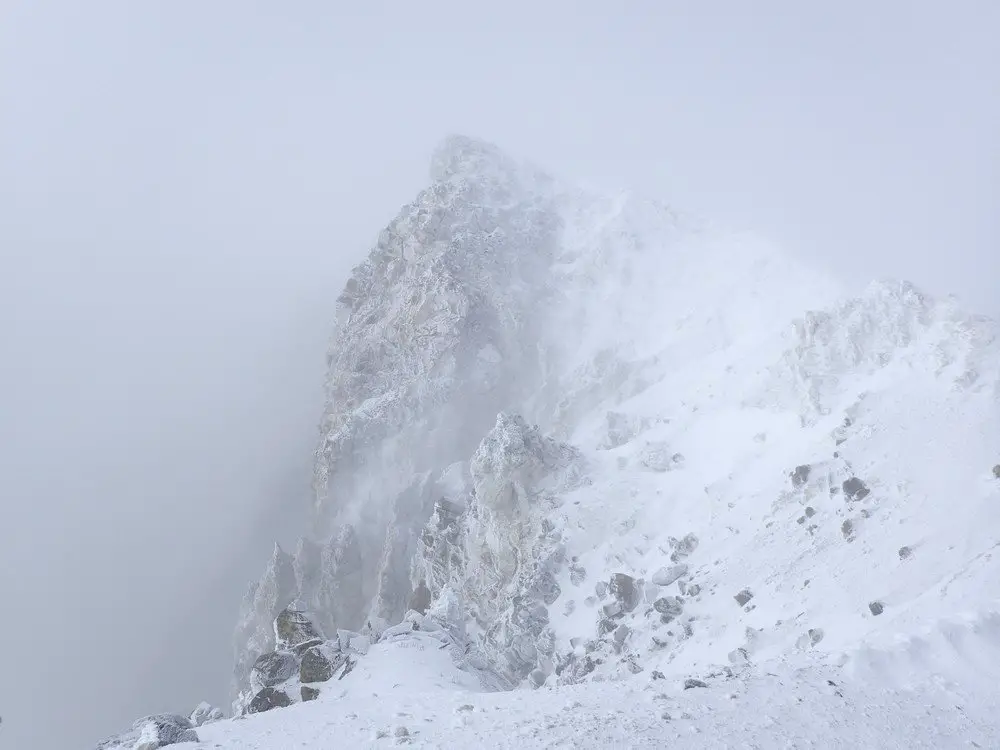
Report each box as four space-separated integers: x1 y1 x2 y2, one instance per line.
1 2 996 748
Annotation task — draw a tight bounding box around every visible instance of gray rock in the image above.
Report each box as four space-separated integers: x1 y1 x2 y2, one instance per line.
686 583 701 597
609 573 641 612
993 464 1000 480
653 596 684 620
898 545 913 560
869 601 885 616
131 714 199 748
613 624 631 644
804 506 816 517
274 607 323 650
683 678 708 689
734 588 754 607
841 519 855 541
791 464 811 488
595 580 608 599
651 564 688 587
408 579 432 614
300 645 345 683
247 687 291 714
301 685 320 702
670 533 699 562
189 702 223 727
842 477 870 501
251 651 297 689
808 628 824 645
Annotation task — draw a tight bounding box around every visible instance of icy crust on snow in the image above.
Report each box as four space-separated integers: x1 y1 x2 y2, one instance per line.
227 134 1000 730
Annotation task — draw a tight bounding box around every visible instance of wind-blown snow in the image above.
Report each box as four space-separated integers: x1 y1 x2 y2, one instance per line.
99 135 1000 748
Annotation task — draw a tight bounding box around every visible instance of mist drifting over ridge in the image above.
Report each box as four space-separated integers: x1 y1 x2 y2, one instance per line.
1 2 997 748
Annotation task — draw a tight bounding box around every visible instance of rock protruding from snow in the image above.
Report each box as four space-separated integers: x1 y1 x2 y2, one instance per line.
231 543 296 707
413 413 585 687
97 714 198 750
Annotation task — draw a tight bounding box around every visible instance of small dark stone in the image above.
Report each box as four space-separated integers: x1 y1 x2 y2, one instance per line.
993 464 1000 480
683 678 708 689
869 601 885 616
898 546 913 560
804 506 816 517
247 687 291 714
300 685 320 702
843 477 870 502
734 588 754 607
651 670 665 680
841 519 855 540
791 465 811 488
687 584 701 597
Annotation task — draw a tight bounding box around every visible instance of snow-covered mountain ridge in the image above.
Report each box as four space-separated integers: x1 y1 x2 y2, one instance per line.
98 135 1000 748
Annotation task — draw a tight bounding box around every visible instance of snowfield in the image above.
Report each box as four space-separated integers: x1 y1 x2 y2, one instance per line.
98 136 1000 748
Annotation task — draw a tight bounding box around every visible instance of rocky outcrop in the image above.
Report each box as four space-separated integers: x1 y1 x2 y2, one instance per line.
97 714 198 750
412 413 586 686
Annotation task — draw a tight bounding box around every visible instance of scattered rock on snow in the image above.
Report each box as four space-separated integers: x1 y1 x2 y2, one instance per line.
653 596 684 621
609 573 641 612
791 464 811 488
842 477 870 501
869 601 885 616
841 519 855 541
247 687 291 714
683 678 708 689
300 685 320 702
651 564 688 587
993 464 1000 480
669 533 699 562
898 545 914 560
734 588 754 607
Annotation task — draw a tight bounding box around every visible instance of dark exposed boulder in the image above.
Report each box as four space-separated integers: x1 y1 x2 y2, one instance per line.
251 651 297 689
247 687 291 714
274 607 323 649
734 588 754 607
842 477 870 501
993 464 1000 480
653 596 684 621
300 645 346 684
609 573 640 612
869 601 885 616
301 685 321 702
791 464 811 488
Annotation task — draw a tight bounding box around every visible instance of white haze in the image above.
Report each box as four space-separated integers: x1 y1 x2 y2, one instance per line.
0 2 996 748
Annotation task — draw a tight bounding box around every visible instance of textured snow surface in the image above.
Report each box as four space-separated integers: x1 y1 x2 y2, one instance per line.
206 135 1000 747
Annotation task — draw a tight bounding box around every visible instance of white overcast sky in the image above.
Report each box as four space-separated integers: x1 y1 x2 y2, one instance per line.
1 2 997 748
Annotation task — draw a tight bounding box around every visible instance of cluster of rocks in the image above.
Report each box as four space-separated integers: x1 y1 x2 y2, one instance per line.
555 533 703 685
234 606 372 716
96 704 224 750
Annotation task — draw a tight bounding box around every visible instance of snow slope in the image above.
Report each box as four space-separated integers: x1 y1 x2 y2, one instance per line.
97 136 1000 747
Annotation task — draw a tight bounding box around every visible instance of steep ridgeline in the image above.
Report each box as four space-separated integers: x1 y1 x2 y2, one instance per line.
225 135 1000 723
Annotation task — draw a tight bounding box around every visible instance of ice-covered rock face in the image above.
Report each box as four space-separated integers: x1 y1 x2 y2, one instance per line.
230 134 1000 702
